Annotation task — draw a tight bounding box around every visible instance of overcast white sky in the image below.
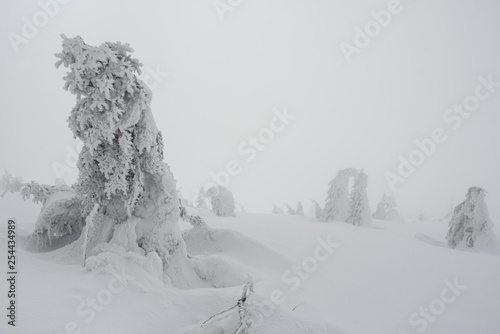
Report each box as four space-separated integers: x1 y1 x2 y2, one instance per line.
1 0 499 218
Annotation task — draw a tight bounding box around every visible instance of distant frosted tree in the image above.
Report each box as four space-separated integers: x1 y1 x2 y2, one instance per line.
194 187 207 209
272 204 283 214
54 35 186 271
296 201 304 216
324 168 357 222
285 204 295 215
236 202 247 213
372 193 403 222
373 193 389 219
346 171 372 227
311 200 324 220
206 185 236 217
179 199 207 228
446 187 497 249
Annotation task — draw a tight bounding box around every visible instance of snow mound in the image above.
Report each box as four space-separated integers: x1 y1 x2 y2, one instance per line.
25 189 84 252
183 227 291 281
191 253 256 288
85 245 165 292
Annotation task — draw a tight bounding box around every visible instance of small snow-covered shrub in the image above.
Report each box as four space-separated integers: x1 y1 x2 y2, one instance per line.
1 172 82 251
311 200 324 220
272 204 283 214
202 279 256 333
29 190 85 251
372 193 404 222
296 201 304 216
285 204 295 215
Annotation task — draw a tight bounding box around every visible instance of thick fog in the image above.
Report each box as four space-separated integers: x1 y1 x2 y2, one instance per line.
1 0 499 219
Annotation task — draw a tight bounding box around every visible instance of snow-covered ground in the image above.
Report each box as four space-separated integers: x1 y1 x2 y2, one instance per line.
1 196 499 334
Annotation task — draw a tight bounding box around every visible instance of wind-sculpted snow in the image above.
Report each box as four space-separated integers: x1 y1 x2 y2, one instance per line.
183 227 291 280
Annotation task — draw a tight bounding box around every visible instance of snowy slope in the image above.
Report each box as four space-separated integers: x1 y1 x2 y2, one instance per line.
1 197 499 334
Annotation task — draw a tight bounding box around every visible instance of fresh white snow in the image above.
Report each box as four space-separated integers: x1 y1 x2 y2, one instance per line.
1 197 499 334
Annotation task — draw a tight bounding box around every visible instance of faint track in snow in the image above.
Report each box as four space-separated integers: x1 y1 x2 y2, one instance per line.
414 233 447 248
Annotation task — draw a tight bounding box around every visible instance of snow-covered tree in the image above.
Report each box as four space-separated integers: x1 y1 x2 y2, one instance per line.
206 185 236 217
285 204 295 215
272 204 283 214
296 201 304 216
56 35 166 221
324 168 357 222
446 187 497 250
202 278 255 332
53 35 189 276
194 187 207 209
346 171 372 227
372 193 404 222
311 200 324 220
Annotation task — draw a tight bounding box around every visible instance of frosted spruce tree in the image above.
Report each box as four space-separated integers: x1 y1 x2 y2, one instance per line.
311 200 324 220
346 171 372 227
296 201 304 216
285 204 295 215
324 168 357 222
372 193 404 222
53 35 190 279
206 185 236 217
194 187 207 209
446 187 497 250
